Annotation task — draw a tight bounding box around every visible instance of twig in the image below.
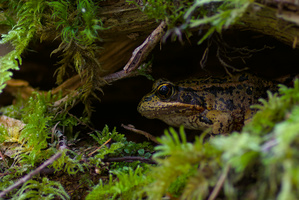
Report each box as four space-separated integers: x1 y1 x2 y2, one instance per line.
208 164 230 200
103 63 151 84
0 147 65 198
88 138 112 157
123 21 167 72
121 124 159 144
52 62 152 109
103 156 156 164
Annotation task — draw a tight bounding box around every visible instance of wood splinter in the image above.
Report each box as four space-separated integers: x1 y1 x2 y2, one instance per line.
123 21 167 73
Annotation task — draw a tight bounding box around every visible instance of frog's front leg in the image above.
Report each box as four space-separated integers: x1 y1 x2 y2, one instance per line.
206 110 234 134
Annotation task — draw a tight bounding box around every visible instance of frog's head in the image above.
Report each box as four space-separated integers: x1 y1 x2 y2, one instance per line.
137 79 206 128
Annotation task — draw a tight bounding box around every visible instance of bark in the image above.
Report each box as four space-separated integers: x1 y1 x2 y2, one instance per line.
97 0 299 48
239 2 299 48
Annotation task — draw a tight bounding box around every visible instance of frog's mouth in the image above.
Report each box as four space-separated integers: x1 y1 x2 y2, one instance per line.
138 102 205 119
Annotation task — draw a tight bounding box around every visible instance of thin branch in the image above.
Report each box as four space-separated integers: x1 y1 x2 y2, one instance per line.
208 164 230 200
88 138 112 157
123 21 167 72
103 156 156 164
0 147 65 198
121 124 159 144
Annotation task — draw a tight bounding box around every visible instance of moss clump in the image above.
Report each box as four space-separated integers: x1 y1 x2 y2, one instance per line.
0 0 107 115
130 0 252 43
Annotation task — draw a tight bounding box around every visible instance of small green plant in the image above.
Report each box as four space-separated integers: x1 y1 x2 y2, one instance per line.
88 125 154 169
52 149 85 175
11 177 70 200
86 166 150 200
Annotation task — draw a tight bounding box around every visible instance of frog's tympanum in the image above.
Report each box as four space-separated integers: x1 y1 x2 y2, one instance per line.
138 73 276 134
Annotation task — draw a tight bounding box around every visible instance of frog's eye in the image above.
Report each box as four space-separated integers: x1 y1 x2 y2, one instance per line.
156 83 173 100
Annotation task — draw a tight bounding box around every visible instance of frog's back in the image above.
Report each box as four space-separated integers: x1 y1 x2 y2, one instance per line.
175 73 276 112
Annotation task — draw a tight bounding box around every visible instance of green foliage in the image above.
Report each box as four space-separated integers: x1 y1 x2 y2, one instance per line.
212 132 261 172
248 80 299 135
90 125 126 145
48 0 105 45
0 91 155 198
0 91 83 168
144 126 222 200
0 52 19 94
11 177 70 200
0 92 54 166
86 166 150 200
19 94 54 165
46 0 107 116
0 0 107 116
129 0 193 26
52 149 85 175
185 0 251 44
209 80 299 199
131 0 252 43
0 0 45 60
88 125 154 169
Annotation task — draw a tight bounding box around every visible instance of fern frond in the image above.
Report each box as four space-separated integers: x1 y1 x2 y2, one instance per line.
12 177 70 200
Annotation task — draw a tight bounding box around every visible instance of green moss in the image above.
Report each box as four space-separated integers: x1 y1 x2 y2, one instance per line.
0 0 107 115
129 0 252 43
0 92 155 198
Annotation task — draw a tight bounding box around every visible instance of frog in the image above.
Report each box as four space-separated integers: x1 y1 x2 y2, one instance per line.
137 73 276 134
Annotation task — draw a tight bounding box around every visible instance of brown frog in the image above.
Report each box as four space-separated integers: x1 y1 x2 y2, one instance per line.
137 73 276 134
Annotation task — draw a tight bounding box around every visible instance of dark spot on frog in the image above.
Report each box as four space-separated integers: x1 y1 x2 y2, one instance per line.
237 84 243 90
205 86 223 97
219 98 237 111
226 86 236 95
246 87 253 95
225 99 237 111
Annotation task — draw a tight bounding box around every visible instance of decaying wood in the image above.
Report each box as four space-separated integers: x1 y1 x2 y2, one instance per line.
239 2 299 48
97 0 299 48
